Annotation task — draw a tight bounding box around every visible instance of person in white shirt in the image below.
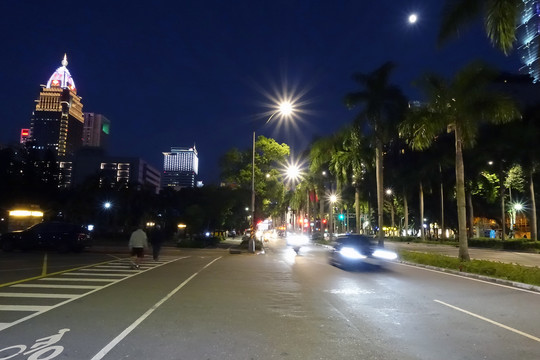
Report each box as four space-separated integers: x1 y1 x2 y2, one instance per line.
129 225 148 269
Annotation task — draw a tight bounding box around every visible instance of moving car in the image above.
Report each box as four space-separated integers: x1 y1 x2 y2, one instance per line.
328 234 397 269
0 221 92 252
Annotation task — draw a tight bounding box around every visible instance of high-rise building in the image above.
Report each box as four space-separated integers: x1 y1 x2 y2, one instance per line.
29 54 84 158
20 129 30 144
162 146 199 189
83 113 110 149
517 1 540 82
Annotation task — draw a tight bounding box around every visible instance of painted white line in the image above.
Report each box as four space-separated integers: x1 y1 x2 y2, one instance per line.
434 300 540 343
90 257 222 360
12 284 101 289
398 262 540 295
39 277 116 282
0 323 9 331
61 272 127 277
0 292 77 299
0 305 50 311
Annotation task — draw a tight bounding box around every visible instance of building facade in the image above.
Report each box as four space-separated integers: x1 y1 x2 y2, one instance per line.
162 146 199 189
517 0 540 82
83 113 110 149
29 55 84 159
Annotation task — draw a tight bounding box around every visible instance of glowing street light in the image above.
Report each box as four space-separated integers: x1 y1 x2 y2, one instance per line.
250 101 296 253
103 202 111 209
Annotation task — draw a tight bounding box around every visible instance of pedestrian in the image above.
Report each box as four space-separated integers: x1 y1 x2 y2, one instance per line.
129 224 148 269
150 224 164 261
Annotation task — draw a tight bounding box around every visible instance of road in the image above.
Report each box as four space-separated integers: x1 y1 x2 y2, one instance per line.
0 240 539 359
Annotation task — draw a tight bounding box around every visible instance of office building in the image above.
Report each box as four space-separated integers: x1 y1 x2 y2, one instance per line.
29 54 84 158
162 146 199 189
83 113 110 149
20 129 30 144
517 1 540 82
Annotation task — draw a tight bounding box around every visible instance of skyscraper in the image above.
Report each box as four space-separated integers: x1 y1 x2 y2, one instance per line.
29 54 84 158
162 146 199 189
517 0 540 82
83 113 110 149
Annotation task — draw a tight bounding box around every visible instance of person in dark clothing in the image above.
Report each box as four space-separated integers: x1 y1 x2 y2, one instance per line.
149 224 164 261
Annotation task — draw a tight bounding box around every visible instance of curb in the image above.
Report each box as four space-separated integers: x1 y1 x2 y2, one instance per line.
398 260 540 293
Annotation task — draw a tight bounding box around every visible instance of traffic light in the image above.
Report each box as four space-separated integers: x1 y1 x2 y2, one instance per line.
338 214 344 220
322 219 327 224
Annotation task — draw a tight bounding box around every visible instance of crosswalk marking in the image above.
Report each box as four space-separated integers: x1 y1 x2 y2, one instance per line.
61 272 128 277
0 305 51 311
39 277 117 282
0 256 186 332
0 292 77 299
12 284 101 289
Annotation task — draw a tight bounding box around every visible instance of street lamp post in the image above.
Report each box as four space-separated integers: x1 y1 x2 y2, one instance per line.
329 194 337 240
249 101 294 253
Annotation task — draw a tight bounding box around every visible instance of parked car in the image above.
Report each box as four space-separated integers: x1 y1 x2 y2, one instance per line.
328 234 397 269
0 221 92 252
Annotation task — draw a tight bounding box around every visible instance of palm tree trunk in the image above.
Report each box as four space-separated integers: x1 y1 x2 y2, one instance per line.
500 170 506 241
355 188 361 234
376 140 384 246
467 190 475 238
440 165 445 239
403 188 408 237
420 182 425 241
455 127 470 261
530 171 537 241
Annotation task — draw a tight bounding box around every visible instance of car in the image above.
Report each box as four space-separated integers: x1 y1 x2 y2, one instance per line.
328 234 397 269
0 221 92 252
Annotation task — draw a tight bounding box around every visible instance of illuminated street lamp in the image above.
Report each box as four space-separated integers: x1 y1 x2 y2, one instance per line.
510 202 523 235
250 101 294 253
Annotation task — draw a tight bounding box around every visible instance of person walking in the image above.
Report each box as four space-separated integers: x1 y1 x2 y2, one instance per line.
150 224 164 261
129 224 148 269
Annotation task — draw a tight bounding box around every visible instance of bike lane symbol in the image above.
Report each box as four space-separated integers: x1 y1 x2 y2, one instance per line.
0 328 70 360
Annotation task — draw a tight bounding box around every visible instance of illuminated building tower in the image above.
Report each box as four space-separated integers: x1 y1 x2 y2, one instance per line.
20 129 30 144
83 113 110 149
29 54 84 158
162 146 199 189
517 0 540 82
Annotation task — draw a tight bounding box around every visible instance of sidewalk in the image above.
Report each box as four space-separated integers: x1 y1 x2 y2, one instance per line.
385 241 540 267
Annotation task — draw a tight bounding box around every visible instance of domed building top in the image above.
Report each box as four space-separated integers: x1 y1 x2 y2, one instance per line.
46 54 76 92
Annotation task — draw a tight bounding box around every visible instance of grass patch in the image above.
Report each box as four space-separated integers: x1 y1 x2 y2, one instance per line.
399 250 540 287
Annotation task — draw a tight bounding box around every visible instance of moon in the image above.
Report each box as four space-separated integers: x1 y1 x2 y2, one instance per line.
408 13 418 24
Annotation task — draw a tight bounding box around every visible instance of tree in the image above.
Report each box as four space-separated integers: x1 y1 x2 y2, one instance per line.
399 62 520 261
439 0 523 55
344 62 407 245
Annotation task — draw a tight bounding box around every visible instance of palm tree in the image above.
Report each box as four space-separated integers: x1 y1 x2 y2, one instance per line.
329 125 373 234
399 62 520 261
439 0 523 55
344 62 408 245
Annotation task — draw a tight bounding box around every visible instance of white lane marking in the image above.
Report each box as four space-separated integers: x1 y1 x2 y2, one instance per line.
0 305 51 311
61 272 127 277
0 292 77 299
434 300 540 343
0 323 9 330
12 284 101 289
90 256 222 360
39 277 116 282
0 256 188 332
397 262 540 295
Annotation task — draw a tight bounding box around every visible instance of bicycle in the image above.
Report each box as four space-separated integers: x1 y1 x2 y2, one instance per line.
0 328 69 360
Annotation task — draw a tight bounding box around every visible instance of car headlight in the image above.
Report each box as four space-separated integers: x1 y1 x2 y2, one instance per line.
339 247 367 259
372 249 398 260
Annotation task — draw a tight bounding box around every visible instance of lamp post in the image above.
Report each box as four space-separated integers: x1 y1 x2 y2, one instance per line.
385 188 395 236
249 101 294 253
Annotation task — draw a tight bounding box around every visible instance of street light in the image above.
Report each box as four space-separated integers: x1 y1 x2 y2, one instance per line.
250 101 294 253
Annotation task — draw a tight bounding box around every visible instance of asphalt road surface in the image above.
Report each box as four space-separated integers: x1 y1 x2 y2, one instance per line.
0 241 539 359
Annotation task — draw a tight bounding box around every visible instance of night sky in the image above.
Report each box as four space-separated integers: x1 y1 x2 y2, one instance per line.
0 1 524 184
